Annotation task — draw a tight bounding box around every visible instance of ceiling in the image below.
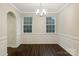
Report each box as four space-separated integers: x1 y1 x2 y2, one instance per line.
12 3 67 13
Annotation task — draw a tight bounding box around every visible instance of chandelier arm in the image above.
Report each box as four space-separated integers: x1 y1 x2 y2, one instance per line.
36 3 46 17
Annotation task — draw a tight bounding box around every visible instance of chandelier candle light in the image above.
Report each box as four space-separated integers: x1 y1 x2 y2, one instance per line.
36 3 47 17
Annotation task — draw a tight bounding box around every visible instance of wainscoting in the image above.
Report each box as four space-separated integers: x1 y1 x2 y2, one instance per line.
23 34 58 44
58 33 79 56
22 33 79 56
0 36 7 56
7 33 79 56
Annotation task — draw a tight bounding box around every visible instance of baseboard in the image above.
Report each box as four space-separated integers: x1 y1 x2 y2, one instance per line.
10 46 18 48
9 44 21 48
57 33 79 56
0 53 8 56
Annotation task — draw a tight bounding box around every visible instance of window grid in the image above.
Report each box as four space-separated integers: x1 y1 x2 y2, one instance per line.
24 17 32 33
46 17 56 33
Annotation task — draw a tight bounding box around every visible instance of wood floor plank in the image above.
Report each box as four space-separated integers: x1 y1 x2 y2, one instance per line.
7 44 71 56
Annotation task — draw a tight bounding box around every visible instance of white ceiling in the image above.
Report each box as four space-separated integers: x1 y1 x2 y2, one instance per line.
12 3 67 13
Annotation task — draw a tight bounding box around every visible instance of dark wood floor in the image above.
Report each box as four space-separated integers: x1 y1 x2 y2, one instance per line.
8 44 71 56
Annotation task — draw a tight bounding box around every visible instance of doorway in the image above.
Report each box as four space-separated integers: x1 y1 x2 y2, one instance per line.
7 12 16 47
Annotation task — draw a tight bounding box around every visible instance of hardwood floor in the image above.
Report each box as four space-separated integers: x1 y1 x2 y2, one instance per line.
7 44 71 56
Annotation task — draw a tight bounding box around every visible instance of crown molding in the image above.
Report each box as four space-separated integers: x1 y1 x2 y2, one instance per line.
20 12 57 14
56 3 69 13
9 3 22 13
9 3 69 14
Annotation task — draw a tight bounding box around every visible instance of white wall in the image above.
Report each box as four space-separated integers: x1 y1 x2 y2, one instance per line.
22 13 58 44
57 3 79 56
0 3 21 55
16 13 22 47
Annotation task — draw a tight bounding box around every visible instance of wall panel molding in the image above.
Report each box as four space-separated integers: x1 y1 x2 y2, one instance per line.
0 36 7 56
0 36 7 41
22 33 58 44
57 33 79 41
57 33 79 56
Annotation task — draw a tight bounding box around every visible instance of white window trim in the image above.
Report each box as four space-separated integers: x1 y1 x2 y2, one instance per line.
23 16 32 33
46 16 56 33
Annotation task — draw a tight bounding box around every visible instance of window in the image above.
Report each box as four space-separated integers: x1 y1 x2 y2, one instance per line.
24 17 32 33
46 16 56 33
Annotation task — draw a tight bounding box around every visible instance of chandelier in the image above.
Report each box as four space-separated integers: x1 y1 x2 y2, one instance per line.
36 3 46 17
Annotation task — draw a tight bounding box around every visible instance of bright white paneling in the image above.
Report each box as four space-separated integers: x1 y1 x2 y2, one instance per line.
23 34 58 44
57 4 79 56
0 36 7 56
58 33 79 56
